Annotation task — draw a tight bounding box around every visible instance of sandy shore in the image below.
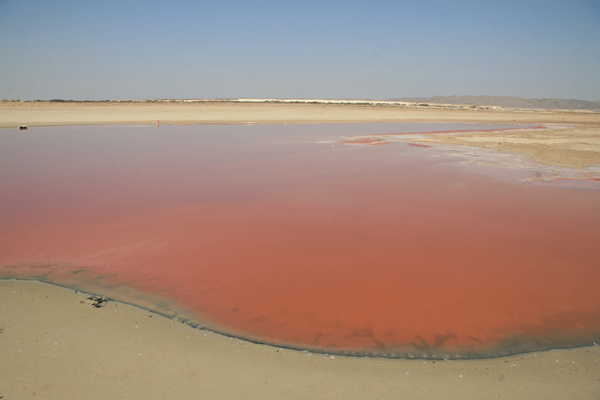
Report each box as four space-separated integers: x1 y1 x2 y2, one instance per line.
2 280 599 400
1 101 599 169
2 101 600 398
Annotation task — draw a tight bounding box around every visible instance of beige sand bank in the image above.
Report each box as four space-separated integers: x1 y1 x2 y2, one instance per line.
368 123 600 169
2 280 599 400
1 101 599 169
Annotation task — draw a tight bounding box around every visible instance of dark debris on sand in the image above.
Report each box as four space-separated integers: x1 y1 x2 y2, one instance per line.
81 295 108 308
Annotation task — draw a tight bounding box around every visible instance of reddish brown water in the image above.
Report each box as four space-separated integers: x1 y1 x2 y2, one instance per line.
1 123 599 359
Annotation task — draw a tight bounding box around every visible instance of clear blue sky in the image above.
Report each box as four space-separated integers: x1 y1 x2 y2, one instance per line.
1 0 599 101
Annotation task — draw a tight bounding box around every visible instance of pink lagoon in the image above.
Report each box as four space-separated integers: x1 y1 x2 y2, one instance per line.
1 122 599 359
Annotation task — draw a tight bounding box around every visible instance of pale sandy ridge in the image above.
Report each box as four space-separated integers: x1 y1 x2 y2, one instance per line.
1 100 598 127
2 280 599 400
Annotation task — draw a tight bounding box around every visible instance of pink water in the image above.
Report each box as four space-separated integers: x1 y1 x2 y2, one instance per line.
1 123 599 359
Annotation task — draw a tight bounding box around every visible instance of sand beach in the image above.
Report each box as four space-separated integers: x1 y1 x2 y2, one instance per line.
1 101 600 399
2 280 599 399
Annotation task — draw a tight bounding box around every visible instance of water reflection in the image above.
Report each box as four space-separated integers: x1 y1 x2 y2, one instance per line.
1 123 599 358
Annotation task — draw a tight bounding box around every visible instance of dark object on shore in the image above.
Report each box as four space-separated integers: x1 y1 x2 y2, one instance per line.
18 126 28 130
87 295 108 308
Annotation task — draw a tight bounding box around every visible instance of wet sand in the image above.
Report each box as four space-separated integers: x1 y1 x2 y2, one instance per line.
2 280 599 400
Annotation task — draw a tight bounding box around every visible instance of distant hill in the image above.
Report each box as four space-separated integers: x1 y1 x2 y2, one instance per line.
389 95 600 111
